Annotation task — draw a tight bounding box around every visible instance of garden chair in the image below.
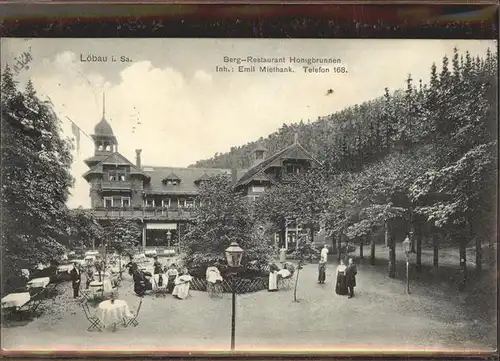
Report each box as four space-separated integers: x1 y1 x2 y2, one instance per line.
17 289 45 318
207 281 223 298
126 296 143 327
80 302 103 332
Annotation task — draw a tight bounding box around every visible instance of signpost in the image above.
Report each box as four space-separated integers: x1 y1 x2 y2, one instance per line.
403 236 412 294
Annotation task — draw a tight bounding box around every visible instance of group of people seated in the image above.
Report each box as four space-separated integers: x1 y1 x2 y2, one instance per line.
126 256 192 299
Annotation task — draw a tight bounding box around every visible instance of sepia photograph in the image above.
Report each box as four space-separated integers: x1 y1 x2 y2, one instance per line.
1 38 497 353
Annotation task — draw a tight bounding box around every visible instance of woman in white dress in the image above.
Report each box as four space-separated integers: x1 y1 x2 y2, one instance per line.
268 263 280 292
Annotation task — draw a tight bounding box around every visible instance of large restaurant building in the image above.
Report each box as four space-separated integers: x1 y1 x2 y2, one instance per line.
84 107 321 252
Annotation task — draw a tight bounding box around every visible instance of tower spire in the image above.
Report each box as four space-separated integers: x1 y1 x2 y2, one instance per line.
102 93 106 119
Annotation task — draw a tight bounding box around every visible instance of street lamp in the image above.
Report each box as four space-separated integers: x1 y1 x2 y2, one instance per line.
225 241 244 351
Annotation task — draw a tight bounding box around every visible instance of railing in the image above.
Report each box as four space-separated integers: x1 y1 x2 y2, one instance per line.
92 207 194 220
101 181 132 190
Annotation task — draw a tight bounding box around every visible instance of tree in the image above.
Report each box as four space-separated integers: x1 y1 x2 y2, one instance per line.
102 218 142 277
1 69 74 282
290 233 316 302
67 207 104 251
183 175 274 273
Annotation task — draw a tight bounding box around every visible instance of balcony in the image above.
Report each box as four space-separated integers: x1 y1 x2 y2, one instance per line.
92 207 194 220
101 181 132 191
280 172 302 183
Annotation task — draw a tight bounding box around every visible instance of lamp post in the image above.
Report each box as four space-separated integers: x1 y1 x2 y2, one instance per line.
225 241 244 351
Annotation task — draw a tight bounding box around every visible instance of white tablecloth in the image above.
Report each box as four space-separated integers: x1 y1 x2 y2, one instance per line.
97 299 133 327
57 264 74 273
89 279 113 294
1 292 31 309
27 277 50 288
85 250 99 256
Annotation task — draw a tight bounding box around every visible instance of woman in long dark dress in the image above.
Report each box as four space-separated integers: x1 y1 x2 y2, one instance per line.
335 259 348 295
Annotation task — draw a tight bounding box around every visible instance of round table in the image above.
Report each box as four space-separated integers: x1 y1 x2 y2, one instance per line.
97 299 132 329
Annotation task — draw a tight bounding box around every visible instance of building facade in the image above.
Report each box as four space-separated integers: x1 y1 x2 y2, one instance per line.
84 110 320 251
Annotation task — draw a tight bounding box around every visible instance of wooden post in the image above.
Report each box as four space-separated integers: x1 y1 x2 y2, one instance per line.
416 229 422 273
384 220 389 247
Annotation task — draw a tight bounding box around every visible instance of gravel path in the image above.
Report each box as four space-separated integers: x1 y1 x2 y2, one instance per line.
1 259 496 352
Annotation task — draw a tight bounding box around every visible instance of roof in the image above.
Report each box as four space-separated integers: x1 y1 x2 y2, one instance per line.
94 117 114 136
83 152 150 181
235 141 321 187
84 154 110 166
163 172 182 181
142 167 247 194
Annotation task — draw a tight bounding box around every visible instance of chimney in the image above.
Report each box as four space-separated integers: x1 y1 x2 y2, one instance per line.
135 149 142 168
294 132 299 144
231 168 238 185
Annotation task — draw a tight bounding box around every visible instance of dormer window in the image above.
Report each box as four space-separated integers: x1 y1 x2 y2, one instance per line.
162 172 181 186
255 150 265 160
195 172 211 186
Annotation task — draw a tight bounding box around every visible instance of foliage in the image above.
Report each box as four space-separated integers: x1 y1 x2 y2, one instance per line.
102 218 142 256
182 175 274 273
67 207 104 249
1 66 74 278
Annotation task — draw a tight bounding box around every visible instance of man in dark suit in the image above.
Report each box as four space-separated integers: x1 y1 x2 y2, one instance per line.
70 263 81 298
345 258 357 299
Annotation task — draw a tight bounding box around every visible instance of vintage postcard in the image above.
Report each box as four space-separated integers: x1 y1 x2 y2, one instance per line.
1 38 497 354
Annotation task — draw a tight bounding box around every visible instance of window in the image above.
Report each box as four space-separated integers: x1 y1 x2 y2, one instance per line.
178 199 186 208
186 199 194 208
121 197 130 207
145 199 155 207
251 186 266 193
108 172 126 182
162 199 171 208
104 197 113 208
286 165 301 174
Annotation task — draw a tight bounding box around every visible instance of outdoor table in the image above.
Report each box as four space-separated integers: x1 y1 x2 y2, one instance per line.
1 292 31 309
27 277 50 289
57 264 74 273
97 299 133 330
85 250 99 257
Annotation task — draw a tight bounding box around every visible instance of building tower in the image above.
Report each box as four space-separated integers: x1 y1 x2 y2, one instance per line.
252 140 267 166
84 93 118 168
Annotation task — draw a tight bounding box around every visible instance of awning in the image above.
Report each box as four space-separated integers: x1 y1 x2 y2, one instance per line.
146 223 177 230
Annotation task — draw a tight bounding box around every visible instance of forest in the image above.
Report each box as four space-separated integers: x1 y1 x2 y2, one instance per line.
191 47 498 280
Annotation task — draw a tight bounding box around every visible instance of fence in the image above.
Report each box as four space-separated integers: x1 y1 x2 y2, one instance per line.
190 276 269 294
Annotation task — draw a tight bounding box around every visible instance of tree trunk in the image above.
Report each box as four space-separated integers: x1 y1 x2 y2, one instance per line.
416 230 422 273
331 234 337 254
293 262 301 302
388 230 396 278
337 232 342 261
459 236 467 291
279 219 286 249
370 234 376 265
310 227 315 243
433 233 439 268
476 237 482 275
359 237 364 259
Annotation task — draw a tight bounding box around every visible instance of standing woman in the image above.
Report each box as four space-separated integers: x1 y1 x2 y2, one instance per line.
165 263 179 294
335 259 348 295
268 263 280 292
70 263 81 298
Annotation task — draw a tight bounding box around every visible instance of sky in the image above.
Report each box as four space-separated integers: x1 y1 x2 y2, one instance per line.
1 38 496 209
